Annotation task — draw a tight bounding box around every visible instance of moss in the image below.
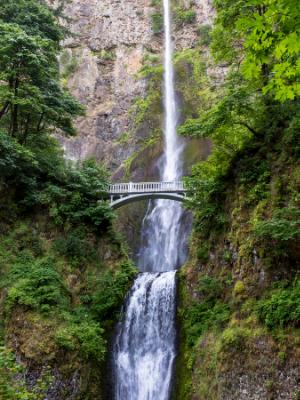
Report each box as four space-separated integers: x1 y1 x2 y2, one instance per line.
115 131 131 145
233 280 245 296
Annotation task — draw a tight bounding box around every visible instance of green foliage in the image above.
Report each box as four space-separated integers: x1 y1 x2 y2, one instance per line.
257 279 300 329
197 24 212 46
178 1 300 246
0 0 65 42
254 207 300 242
233 280 245 296
0 219 136 371
93 49 116 61
183 276 230 346
151 12 163 33
198 275 223 299
0 0 109 236
0 346 52 399
38 158 113 230
53 230 97 266
130 56 163 128
0 129 113 230
174 7 196 27
56 319 106 362
86 260 137 322
61 54 79 79
150 0 161 6
220 325 251 350
197 245 209 263
212 0 300 102
185 301 230 347
6 255 70 314
0 20 84 139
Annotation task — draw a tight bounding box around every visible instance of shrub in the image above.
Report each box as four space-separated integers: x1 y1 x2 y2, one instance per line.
38 158 114 231
197 246 209 263
254 207 300 242
233 280 245 296
223 249 232 263
197 24 212 46
198 275 222 299
9 224 44 257
174 7 196 26
183 274 231 346
257 279 300 329
88 260 137 322
151 12 163 33
185 301 231 346
53 230 96 266
220 326 250 350
56 320 106 362
6 256 70 313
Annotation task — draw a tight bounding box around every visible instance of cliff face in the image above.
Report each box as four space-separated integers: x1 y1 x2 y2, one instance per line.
59 0 154 170
58 0 214 178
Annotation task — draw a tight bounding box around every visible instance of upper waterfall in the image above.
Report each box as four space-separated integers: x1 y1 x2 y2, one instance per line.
163 0 184 182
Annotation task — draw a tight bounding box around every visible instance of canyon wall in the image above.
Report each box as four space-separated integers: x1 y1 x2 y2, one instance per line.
57 0 214 179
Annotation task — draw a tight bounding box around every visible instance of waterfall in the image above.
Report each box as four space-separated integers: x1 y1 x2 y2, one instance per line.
112 0 187 398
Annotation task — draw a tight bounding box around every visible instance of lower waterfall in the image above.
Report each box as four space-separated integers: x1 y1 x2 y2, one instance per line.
113 272 177 400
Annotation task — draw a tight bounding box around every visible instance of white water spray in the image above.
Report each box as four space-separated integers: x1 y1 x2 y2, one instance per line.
113 0 187 398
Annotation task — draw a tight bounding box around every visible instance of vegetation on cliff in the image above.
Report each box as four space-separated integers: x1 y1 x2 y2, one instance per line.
0 1 136 398
175 1 300 398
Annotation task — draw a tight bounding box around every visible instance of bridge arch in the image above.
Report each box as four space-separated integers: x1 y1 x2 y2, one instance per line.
110 192 186 210
107 181 192 209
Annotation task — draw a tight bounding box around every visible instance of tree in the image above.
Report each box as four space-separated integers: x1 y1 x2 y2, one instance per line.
0 23 83 141
212 0 300 101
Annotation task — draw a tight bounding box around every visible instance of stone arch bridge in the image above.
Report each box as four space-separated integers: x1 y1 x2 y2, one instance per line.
108 181 190 209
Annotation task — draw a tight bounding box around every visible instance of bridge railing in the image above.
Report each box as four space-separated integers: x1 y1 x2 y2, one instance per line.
108 181 186 194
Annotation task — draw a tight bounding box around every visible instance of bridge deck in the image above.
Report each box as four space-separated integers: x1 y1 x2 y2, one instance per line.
108 181 186 194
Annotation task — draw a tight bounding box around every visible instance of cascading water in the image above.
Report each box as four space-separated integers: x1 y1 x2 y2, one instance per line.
112 0 188 398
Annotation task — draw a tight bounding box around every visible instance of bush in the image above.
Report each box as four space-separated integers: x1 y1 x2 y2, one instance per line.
53 230 97 266
185 301 231 346
184 276 230 346
233 280 245 296
38 158 114 231
6 255 70 313
87 260 137 322
151 12 163 33
197 24 212 46
174 7 196 26
198 275 222 299
257 279 300 329
56 320 106 362
9 223 44 257
220 326 250 350
254 207 300 242
197 246 209 263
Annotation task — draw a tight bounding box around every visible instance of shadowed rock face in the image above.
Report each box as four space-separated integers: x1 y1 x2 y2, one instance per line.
54 0 215 178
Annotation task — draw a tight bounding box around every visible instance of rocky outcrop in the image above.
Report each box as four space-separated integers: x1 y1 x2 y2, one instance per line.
56 0 215 178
